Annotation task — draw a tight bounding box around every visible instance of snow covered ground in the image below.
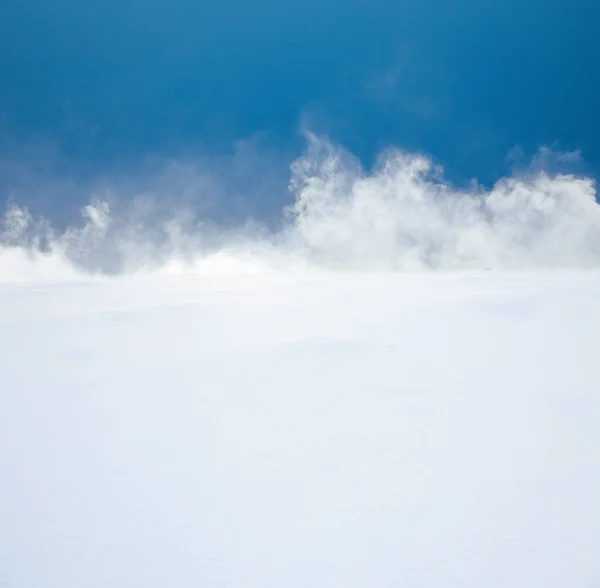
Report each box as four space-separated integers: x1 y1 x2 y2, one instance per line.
1 269 599 587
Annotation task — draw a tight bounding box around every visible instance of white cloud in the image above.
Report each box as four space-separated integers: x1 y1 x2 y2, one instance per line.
1 135 598 282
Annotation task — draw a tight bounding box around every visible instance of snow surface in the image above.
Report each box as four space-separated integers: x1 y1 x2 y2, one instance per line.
1 269 599 587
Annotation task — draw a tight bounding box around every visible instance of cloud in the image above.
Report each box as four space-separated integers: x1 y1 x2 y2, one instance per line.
287 134 600 269
0 134 598 282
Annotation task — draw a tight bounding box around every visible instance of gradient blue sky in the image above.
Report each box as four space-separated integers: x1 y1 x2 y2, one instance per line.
1 0 598 213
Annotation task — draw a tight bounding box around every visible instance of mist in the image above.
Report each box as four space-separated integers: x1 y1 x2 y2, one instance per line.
1 135 599 281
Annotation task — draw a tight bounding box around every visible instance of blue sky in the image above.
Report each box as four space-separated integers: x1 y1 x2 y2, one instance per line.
0 0 598 217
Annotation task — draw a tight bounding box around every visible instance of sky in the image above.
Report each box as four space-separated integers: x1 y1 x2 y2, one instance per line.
1 272 600 588
0 0 599 227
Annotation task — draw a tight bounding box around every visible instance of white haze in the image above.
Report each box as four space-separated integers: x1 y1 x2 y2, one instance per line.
0 134 599 282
